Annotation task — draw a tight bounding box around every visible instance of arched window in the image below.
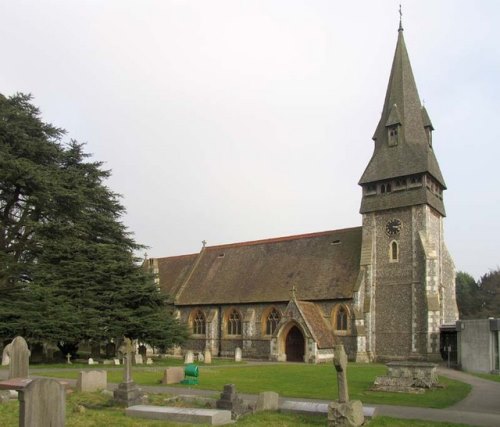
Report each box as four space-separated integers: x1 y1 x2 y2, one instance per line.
265 308 281 335
227 309 242 335
335 306 348 331
192 310 206 335
390 241 399 262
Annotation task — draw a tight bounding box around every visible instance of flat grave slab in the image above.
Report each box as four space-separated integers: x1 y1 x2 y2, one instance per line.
126 405 232 425
280 400 377 418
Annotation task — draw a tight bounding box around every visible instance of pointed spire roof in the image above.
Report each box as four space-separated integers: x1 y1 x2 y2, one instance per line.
359 27 445 188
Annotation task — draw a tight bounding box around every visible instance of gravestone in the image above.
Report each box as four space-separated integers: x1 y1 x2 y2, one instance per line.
138 344 147 359
234 347 242 362
197 352 204 362
204 349 212 364
372 361 438 393
134 354 144 365
114 337 142 406
105 342 116 358
114 358 120 365
66 354 72 364
88 357 95 365
255 391 279 412
184 350 194 364
20 378 65 427
327 345 364 427
162 367 185 384
146 358 153 365
76 370 107 392
8 337 30 379
216 384 249 419
103 359 112 365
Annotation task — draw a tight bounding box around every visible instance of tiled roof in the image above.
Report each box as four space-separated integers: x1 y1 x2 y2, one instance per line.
155 227 362 305
296 301 335 349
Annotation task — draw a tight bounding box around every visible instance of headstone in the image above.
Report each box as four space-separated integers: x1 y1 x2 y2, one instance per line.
91 342 101 358
372 361 438 393
114 358 120 365
138 344 147 359
197 352 204 362
184 350 194 364
105 342 116 358
134 354 144 365
204 349 212 364
327 345 364 427
255 391 279 412
66 354 72 364
234 347 242 362
161 367 185 385
8 337 30 379
216 384 249 420
76 370 107 392
114 337 142 406
19 378 65 427
2 344 11 366
88 357 95 365
146 358 153 365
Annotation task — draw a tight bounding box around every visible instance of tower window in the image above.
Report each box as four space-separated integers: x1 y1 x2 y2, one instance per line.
390 241 399 262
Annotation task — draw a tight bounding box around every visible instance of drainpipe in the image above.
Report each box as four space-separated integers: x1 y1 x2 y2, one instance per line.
218 305 223 357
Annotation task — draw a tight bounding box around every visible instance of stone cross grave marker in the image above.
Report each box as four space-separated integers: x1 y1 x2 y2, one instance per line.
113 337 142 406
333 344 349 403
8 337 30 379
122 337 133 383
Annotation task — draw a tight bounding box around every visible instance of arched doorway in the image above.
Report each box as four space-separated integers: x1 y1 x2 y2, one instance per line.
285 325 305 362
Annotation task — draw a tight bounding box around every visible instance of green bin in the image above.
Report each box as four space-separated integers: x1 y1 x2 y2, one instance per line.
180 364 199 385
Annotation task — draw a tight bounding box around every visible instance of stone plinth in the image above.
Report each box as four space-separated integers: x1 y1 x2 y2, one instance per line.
113 382 142 407
328 400 364 427
126 405 232 425
216 384 248 419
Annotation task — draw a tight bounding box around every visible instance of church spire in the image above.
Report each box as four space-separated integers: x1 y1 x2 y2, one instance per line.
359 21 447 216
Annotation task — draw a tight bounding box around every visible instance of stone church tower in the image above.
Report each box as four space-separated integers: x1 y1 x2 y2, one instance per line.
357 23 459 361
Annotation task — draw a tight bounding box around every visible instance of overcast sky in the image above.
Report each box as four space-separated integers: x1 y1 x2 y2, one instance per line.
1 1 499 279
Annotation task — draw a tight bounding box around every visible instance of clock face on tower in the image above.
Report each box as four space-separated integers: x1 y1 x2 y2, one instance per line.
385 218 402 237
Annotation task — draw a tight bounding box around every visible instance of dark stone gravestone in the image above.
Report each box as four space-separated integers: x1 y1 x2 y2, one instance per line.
216 384 249 419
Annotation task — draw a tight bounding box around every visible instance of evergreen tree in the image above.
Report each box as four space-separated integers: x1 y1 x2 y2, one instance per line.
0 93 187 352
455 271 480 319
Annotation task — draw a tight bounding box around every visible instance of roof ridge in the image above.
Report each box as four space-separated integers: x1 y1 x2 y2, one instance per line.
205 226 362 250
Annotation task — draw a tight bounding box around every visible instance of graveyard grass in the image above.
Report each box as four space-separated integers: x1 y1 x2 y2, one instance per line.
35 362 471 408
0 392 473 427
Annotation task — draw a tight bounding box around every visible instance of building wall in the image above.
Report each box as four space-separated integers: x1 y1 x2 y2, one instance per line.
457 319 500 374
178 300 357 361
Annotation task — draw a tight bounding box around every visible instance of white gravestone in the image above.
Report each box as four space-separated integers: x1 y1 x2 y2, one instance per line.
204 349 212 364
184 350 194 364
76 370 107 392
234 347 242 362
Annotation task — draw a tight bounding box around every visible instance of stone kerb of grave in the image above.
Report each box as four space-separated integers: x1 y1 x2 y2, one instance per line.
327 345 364 427
76 370 107 392
372 361 439 393
8 336 30 380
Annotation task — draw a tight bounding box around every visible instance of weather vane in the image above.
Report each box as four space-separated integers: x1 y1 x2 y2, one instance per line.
399 4 403 32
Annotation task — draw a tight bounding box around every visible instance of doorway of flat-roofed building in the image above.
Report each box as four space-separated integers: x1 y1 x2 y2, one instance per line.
285 325 305 362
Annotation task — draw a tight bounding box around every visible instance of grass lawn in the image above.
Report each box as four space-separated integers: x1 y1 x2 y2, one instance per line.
0 392 474 427
469 372 500 383
36 363 471 408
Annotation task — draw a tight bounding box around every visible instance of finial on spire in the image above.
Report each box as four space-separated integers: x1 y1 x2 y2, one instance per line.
398 4 404 32
290 285 297 300
202 240 207 248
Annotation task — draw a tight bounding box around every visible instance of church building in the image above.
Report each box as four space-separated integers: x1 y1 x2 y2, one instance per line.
147 23 459 362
